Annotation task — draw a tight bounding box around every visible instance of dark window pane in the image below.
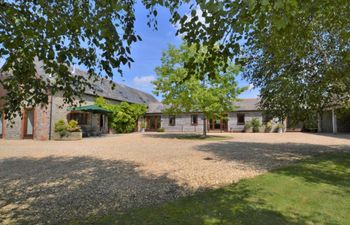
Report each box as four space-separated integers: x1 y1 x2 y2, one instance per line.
68 113 88 125
169 115 176 126
191 115 198 125
237 113 245 125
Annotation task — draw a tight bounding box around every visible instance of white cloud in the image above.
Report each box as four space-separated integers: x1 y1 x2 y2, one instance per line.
248 84 254 90
133 75 156 87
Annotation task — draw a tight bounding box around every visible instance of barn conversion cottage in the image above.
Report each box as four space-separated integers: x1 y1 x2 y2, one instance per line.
0 62 346 140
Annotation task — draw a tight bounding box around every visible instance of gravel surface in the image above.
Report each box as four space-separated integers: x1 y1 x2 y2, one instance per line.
0 132 349 224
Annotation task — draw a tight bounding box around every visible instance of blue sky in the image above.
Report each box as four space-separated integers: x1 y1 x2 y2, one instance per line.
0 2 259 100
117 3 259 100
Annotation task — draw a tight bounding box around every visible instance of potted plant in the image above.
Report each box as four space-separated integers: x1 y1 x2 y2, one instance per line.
54 119 82 140
157 127 165 132
251 118 262 133
140 121 146 133
277 123 284 133
244 122 253 133
265 121 273 133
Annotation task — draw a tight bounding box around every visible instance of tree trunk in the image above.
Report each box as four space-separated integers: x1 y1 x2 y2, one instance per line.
203 116 207 137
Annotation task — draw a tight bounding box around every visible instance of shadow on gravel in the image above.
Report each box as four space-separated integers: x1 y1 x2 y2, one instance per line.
195 141 350 171
307 132 350 141
143 133 232 141
0 156 187 225
89 153 350 225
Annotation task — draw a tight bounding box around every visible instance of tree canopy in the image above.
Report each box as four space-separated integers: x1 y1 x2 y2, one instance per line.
176 0 350 120
1 0 349 120
153 43 244 136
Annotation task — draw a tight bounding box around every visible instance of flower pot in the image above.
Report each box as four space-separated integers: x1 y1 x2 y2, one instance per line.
277 128 284 133
53 131 82 141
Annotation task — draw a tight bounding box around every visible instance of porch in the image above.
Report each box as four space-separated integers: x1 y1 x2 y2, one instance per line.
67 105 111 137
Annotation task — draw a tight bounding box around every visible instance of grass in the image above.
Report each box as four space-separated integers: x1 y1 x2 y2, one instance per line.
77 153 350 225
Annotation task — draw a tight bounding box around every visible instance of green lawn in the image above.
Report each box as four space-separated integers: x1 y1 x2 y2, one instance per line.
81 153 350 225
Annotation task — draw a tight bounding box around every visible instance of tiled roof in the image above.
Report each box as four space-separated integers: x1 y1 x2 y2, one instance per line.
234 98 260 111
34 60 158 105
147 98 260 113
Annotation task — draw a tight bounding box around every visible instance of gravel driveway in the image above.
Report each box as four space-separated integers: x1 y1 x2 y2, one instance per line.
0 132 349 224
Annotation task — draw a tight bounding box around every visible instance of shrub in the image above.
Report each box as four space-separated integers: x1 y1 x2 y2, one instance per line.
54 119 68 137
141 121 146 129
251 118 262 133
157 128 165 132
277 123 284 129
96 97 147 133
265 121 272 132
67 120 81 132
244 122 252 132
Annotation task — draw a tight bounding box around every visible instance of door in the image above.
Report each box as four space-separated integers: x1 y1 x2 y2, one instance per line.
23 109 34 139
145 115 161 131
0 112 3 138
209 115 228 132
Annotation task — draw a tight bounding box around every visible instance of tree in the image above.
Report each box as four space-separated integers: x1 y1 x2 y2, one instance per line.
1 0 349 121
173 0 350 121
95 97 146 133
153 43 244 136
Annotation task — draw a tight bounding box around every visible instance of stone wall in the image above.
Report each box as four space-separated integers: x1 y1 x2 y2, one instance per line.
50 93 117 137
1 93 119 140
3 115 22 139
227 111 263 132
161 113 204 133
159 111 264 133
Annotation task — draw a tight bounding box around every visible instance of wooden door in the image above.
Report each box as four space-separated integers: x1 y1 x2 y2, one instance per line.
23 109 34 139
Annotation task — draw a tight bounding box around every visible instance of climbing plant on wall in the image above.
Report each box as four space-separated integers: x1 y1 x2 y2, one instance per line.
95 97 147 133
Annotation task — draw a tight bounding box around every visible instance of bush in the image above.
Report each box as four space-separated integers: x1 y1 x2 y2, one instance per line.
54 119 68 137
67 120 81 132
141 121 146 129
157 128 165 132
244 122 252 132
277 123 284 129
250 118 262 133
96 97 147 133
265 121 272 132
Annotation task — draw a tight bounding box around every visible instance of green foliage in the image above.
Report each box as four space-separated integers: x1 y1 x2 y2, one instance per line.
250 118 262 133
86 153 350 225
0 0 149 120
277 123 285 129
157 128 165 132
153 42 245 136
265 121 273 133
244 122 252 132
95 97 146 133
54 119 68 137
2 0 349 123
141 121 146 129
67 120 81 132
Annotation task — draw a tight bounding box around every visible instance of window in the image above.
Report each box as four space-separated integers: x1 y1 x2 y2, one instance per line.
169 115 176 126
68 113 88 125
191 114 198 125
237 113 245 125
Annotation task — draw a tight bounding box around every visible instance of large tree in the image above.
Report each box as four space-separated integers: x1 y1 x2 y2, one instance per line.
153 43 244 136
1 0 349 121
174 0 350 122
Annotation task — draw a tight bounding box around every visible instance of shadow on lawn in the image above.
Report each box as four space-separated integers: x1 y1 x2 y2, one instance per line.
90 142 350 225
195 141 350 171
98 152 349 225
0 156 186 225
